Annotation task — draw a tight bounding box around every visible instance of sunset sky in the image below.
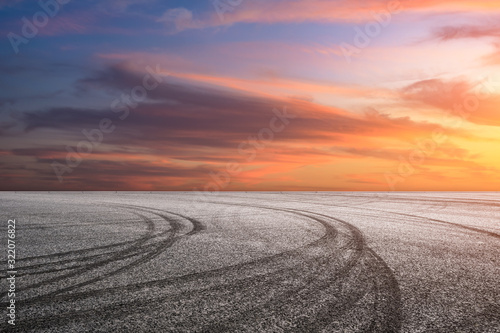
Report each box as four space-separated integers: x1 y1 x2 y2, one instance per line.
1 0 500 191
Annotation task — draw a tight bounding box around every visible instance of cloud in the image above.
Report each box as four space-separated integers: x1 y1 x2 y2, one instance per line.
423 23 500 66
0 156 223 191
96 0 159 14
157 8 205 33
0 63 482 190
401 79 465 110
428 24 500 42
483 43 500 66
400 78 500 126
26 62 464 144
159 0 500 33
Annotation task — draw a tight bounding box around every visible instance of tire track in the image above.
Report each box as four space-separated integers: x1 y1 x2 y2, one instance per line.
221 193 500 242
14 206 205 304
12 202 401 333
14 213 160 294
15 205 339 311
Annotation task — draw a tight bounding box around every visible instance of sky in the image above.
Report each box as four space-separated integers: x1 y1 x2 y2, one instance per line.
1 0 500 191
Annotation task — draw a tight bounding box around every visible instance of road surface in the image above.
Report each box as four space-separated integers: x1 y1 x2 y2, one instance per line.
1 192 499 332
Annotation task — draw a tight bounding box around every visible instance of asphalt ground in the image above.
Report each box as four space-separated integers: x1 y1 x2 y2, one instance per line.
1 192 499 332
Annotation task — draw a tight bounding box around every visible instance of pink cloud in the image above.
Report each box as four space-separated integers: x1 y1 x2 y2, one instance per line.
162 0 500 33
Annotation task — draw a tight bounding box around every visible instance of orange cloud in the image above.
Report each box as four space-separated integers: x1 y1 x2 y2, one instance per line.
401 78 500 126
1 59 495 191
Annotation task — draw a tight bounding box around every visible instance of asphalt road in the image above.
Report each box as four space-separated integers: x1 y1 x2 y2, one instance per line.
1 192 499 332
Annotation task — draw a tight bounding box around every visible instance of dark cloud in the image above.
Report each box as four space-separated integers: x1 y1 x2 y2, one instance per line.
0 63 471 190
0 157 226 191
25 63 456 144
429 24 500 42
